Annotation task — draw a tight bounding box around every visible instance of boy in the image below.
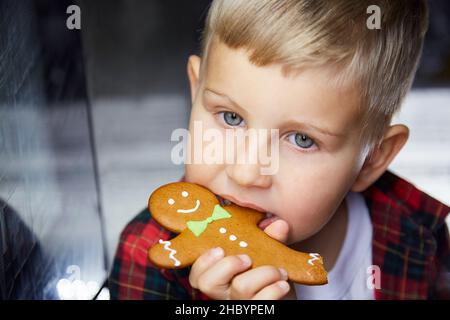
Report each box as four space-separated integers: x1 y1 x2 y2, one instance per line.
109 0 450 299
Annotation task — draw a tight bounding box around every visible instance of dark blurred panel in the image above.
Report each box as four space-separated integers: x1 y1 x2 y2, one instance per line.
0 0 106 299
415 0 450 87
80 0 211 97
0 199 57 299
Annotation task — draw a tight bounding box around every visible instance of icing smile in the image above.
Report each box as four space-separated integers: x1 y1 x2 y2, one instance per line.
177 199 200 213
167 190 201 214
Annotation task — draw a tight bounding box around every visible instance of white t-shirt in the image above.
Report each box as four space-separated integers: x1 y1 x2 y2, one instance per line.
294 192 374 300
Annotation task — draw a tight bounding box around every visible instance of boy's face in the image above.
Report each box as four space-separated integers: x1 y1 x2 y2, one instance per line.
185 39 368 245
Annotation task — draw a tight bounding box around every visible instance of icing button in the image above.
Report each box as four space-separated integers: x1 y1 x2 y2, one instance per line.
229 235 237 241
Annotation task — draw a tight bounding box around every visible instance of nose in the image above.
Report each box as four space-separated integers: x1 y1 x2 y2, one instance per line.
224 127 276 188
226 163 272 188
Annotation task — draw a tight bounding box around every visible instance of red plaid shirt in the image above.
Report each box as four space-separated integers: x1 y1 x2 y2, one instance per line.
108 170 450 299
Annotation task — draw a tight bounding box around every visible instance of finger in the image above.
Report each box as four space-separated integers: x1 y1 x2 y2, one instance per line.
196 255 252 299
264 219 290 243
230 266 288 299
252 280 291 300
189 247 224 289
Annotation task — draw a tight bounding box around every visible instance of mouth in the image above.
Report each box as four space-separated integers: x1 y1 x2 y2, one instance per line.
176 199 200 214
257 212 280 230
216 194 280 230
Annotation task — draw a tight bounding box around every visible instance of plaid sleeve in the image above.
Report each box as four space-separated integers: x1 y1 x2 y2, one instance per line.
108 208 209 300
364 170 450 299
430 219 450 299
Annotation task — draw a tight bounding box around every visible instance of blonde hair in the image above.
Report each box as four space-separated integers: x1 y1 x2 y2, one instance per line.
200 0 428 145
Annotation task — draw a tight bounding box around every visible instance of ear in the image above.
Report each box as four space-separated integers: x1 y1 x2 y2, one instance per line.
351 124 409 192
187 55 201 105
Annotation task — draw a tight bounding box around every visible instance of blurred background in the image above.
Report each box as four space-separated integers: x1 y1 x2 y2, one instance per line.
0 0 449 299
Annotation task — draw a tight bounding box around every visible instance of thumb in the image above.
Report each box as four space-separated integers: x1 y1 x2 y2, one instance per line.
263 219 290 243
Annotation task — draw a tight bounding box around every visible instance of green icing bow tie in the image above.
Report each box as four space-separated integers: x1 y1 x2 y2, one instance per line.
187 204 232 237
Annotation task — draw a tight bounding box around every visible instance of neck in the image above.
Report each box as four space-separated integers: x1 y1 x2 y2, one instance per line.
291 198 348 271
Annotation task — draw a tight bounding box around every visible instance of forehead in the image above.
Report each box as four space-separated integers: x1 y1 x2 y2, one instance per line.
204 39 362 136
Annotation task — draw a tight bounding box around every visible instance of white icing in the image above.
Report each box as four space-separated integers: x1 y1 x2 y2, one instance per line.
218 228 247 247
308 253 320 266
159 239 181 266
181 191 188 197
239 241 248 248
168 198 175 205
177 199 200 213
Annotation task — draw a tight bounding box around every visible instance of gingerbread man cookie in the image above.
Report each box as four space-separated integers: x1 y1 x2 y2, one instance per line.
148 182 328 285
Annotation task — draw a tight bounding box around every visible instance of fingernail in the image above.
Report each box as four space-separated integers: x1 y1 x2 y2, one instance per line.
210 247 224 258
278 268 288 280
278 281 290 291
237 254 251 266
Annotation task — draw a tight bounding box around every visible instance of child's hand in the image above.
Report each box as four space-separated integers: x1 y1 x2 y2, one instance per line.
189 218 294 300
189 248 290 299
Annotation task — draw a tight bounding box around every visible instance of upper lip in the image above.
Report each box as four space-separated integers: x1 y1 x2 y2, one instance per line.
219 194 268 213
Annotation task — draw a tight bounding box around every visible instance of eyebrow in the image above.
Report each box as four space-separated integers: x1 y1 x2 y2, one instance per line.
204 88 248 115
204 88 344 138
283 120 345 138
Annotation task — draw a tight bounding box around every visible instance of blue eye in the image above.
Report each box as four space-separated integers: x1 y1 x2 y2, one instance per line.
288 133 315 149
221 111 245 127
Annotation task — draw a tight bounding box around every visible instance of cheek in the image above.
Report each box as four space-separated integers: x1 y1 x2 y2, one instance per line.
189 99 218 128
280 188 340 242
186 103 229 185
185 163 222 185
275 149 360 241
